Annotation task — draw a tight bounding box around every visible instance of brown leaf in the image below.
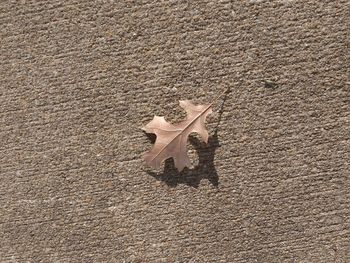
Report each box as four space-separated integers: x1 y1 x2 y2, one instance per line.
142 100 212 171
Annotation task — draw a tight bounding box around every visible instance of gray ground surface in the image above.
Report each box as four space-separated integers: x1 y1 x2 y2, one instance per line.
1 0 349 262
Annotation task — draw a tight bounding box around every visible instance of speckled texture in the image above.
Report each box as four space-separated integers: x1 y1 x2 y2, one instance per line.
0 0 349 262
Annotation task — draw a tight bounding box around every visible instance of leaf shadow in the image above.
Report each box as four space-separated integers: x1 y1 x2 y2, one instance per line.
145 89 229 188
146 132 220 188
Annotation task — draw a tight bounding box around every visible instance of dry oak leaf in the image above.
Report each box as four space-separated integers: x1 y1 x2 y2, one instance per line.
142 100 212 171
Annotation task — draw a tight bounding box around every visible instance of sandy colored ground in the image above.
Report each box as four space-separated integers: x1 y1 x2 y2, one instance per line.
0 0 349 262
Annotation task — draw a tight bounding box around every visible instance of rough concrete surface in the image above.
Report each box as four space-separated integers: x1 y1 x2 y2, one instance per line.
0 0 349 262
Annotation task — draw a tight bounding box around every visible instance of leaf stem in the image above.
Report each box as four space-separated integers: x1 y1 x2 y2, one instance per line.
209 87 231 107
